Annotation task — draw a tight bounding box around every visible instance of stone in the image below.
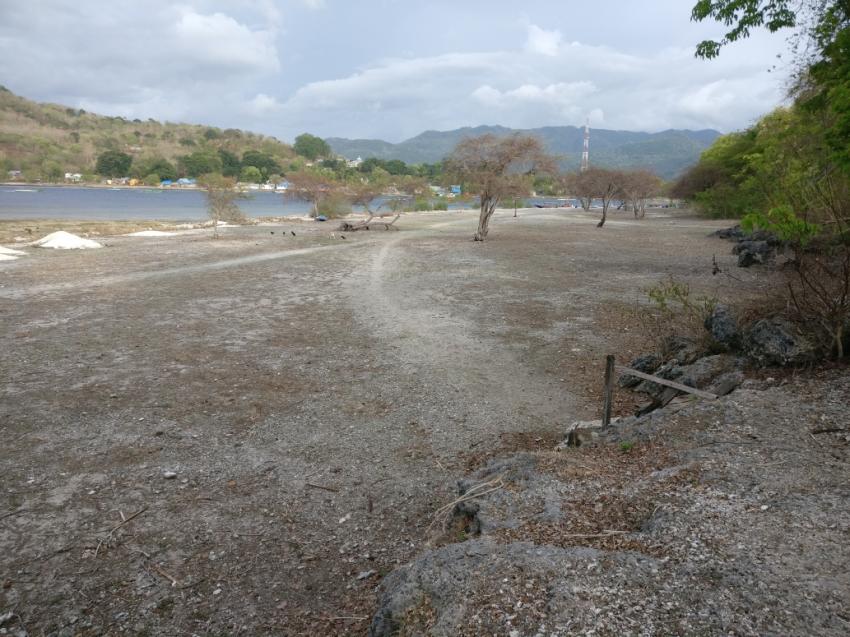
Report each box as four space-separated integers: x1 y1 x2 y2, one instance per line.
706 371 744 396
744 318 819 366
704 304 740 349
162 471 177 479
619 354 661 388
733 240 773 267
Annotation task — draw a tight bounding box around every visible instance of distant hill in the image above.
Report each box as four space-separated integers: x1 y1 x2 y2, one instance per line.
327 125 721 179
0 87 296 180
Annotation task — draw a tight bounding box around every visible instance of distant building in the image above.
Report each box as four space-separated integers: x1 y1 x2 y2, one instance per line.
7 169 22 179
64 172 83 182
450 185 462 195
347 156 363 168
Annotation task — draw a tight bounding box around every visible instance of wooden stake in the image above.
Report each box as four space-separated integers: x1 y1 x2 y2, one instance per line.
602 354 615 426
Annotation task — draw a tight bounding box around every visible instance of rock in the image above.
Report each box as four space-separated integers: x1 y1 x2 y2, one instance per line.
662 335 704 365
162 471 177 479
368 540 658 637
707 370 744 396
733 240 773 267
677 354 744 389
357 570 377 580
618 353 661 388
713 225 745 240
744 318 819 366
704 304 740 349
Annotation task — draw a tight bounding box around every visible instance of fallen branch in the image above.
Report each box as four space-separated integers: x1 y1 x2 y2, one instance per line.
560 530 630 539
151 564 179 587
811 427 848 435
428 477 505 532
306 482 339 493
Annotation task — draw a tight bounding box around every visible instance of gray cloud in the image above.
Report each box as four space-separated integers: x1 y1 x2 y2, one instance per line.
0 1 790 141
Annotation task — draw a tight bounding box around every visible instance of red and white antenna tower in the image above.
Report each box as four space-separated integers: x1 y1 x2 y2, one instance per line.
580 118 590 172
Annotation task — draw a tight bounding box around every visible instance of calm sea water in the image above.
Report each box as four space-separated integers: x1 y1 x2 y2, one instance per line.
0 186 313 221
0 185 576 221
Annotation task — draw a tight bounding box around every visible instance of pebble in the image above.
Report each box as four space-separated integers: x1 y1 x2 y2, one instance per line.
163 471 177 479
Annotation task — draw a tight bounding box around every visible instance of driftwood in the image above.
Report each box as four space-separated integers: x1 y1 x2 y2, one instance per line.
339 213 401 232
615 365 719 400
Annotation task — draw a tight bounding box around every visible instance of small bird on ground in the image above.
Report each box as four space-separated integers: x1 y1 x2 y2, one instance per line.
291 231 296 237
340 235 346 240
270 231 275 235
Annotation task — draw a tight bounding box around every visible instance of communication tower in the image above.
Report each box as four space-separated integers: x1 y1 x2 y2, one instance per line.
580 119 590 172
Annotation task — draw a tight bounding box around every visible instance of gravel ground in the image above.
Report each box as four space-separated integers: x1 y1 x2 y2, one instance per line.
0 207 809 636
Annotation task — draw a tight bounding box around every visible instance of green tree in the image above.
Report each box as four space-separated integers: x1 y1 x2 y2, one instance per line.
293 133 331 160
241 150 282 178
218 149 241 177
42 159 63 182
95 150 132 177
240 165 263 183
178 150 222 178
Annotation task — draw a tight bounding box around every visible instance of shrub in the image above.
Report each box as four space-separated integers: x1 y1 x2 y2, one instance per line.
316 192 351 219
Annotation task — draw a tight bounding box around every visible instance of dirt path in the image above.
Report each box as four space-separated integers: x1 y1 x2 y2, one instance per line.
0 208 743 636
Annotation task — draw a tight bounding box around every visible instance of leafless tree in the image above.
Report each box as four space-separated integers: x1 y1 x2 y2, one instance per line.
445 134 557 241
575 167 621 227
618 169 663 218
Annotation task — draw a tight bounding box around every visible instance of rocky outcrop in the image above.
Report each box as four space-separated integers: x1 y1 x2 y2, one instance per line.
744 317 820 366
714 225 783 268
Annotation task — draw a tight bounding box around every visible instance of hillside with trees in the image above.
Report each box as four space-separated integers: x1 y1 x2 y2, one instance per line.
0 87 300 183
327 125 720 179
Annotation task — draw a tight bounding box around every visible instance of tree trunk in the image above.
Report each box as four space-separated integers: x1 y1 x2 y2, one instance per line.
474 197 498 241
597 200 609 228
581 197 591 211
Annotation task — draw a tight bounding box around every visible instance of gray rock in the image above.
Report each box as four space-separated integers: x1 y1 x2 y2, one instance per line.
618 353 661 388
744 318 819 366
733 240 773 267
704 304 740 349
369 540 655 637
707 370 744 396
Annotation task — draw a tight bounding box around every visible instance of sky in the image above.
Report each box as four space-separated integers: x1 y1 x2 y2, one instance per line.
0 0 794 143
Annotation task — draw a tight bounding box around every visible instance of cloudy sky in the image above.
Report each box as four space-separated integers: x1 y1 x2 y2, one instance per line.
0 0 793 142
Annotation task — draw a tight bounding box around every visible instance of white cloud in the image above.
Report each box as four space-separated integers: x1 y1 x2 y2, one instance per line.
525 25 562 56
173 9 280 72
247 93 282 115
274 37 784 140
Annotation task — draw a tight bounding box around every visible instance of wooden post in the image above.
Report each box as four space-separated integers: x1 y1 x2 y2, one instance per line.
602 354 615 426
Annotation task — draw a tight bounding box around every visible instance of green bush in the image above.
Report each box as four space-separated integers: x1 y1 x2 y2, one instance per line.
432 200 448 211
316 193 351 219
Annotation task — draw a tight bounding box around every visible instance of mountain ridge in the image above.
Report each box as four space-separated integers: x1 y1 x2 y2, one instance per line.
327 124 721 178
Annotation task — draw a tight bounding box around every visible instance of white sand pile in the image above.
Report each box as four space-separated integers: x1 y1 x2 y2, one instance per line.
125 230 177 237
34 231 103 250
0 253 18 261
0 246 27 256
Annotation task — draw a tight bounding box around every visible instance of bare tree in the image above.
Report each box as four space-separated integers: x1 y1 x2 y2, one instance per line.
619 169 663 218
284 170 335 217
445 134 556 241
577 167 621 227
565 171 594 210
199 174 247 238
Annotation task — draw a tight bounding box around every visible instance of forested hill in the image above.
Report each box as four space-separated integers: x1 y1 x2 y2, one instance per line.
327 125 721 179
0 87 297 180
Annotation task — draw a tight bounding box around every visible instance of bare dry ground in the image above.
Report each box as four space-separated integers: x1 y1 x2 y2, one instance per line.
0 207 812 635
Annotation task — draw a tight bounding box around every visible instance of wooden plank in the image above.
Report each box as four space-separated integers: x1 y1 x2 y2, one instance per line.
602 354 615 426
615 365 719 400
